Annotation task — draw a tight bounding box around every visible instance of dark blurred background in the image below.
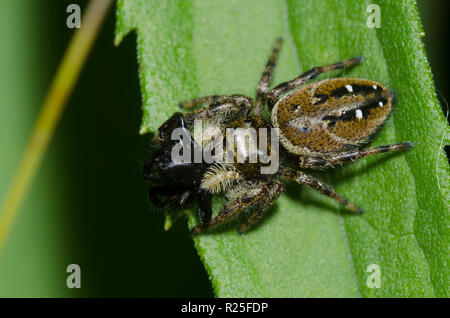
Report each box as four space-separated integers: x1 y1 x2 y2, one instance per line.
417 0 450 161
0 0 447 297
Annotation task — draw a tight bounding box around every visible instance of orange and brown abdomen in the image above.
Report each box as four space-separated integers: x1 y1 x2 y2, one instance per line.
272 78 394 156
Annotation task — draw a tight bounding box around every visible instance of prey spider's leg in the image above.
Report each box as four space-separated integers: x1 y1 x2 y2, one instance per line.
237 180 284 234
179 191 192 206
179 95 224 109
299 142 413 169
143 155 163 182
268 57 363 108
148 186 185 208
280 167 363 214
253 38 283 116
182 94 253 125
197 190 213 226
191 183 268 234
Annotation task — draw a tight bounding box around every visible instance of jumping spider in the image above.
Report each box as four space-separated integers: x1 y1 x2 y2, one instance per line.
144 38 413 234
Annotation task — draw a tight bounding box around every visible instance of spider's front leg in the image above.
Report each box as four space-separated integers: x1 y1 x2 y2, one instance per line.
237 180 284 234
179 94 253 125
298 142 413 169
191 182 269 234
280 167 363 214
267 56 363 109
153 94 252 145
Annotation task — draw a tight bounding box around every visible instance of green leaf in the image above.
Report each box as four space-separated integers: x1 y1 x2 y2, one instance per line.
115 0 449 297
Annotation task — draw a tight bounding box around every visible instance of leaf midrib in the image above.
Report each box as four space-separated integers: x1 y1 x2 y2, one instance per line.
284 0 362 297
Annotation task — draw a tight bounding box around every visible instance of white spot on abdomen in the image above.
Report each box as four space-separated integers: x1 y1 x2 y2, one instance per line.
345 84 353 92
378 101 384 107
356 109 363 120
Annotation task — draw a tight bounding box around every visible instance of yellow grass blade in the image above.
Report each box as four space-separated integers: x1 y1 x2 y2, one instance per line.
0 0 113 260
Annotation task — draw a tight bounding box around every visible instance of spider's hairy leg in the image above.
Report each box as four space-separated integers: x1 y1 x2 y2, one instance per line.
180 95 228 109
143 155 163 181
268 56 363 108
298 142 413 169
182 94 253 125
237 180 284 234
191 183 268 234
253 37 283 116
280 167 363 214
